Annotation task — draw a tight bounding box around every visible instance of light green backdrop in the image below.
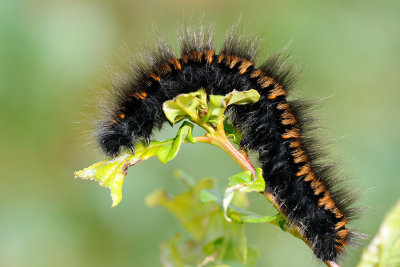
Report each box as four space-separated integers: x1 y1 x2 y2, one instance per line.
1 0 399 266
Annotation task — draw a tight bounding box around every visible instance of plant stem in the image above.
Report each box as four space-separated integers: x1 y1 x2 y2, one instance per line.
209 131 256 175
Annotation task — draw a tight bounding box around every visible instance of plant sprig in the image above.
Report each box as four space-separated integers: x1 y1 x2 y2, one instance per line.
74 89 340 267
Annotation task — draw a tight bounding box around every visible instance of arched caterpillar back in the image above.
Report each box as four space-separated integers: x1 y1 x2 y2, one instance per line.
96 25 359 261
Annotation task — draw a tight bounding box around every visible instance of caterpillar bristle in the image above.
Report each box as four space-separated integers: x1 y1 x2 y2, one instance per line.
221 24 261 61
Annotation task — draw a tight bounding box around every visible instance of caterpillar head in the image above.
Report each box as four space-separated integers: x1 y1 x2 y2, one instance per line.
97 119 135 157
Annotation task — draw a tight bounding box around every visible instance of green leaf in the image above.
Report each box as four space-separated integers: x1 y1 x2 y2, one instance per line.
228 170 253 186
223 168 266 221
173 169 196 188
245 246 259 267
74 153 138 207
357 199 400 267
207 89 260 125
163 89 207 124
199 189 222 203
151 177 258 266
146 177 217 241
153 121 196 163
208 89 260 109
201 188 283 226
160 234 187 267
222 89 260 107
74 122 195 207
246 168 266 192
224 120 242 145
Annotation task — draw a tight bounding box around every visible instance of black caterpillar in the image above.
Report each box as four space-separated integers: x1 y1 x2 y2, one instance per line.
96 25 358 261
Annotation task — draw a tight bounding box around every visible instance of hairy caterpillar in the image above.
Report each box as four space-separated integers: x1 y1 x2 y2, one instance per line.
96 25 358 261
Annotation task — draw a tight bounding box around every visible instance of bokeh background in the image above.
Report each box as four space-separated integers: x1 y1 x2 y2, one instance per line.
1 0 399 266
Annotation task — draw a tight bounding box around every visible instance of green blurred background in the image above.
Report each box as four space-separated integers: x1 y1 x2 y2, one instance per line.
1 0 399 266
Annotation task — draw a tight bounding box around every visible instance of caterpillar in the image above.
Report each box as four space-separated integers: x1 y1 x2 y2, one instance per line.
96 25 358 262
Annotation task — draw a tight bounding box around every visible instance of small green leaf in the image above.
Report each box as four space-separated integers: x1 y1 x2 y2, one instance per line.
74 122 195 207
357 199 400 267
245 246 259 267
74 153 139 207
228 170 253 186
146 177 217 241
207 94 226 124
160 234 187 267
223 169 266 221
173 169 196 187
152 177 259 266
246 168 266 192
163 89 207 124
208 90 260 126
222 89 260 107
240 213 283 224
209 94 225 107
152 121 195 164
224 120 242 145
200 188 282 226
199 189 221 203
